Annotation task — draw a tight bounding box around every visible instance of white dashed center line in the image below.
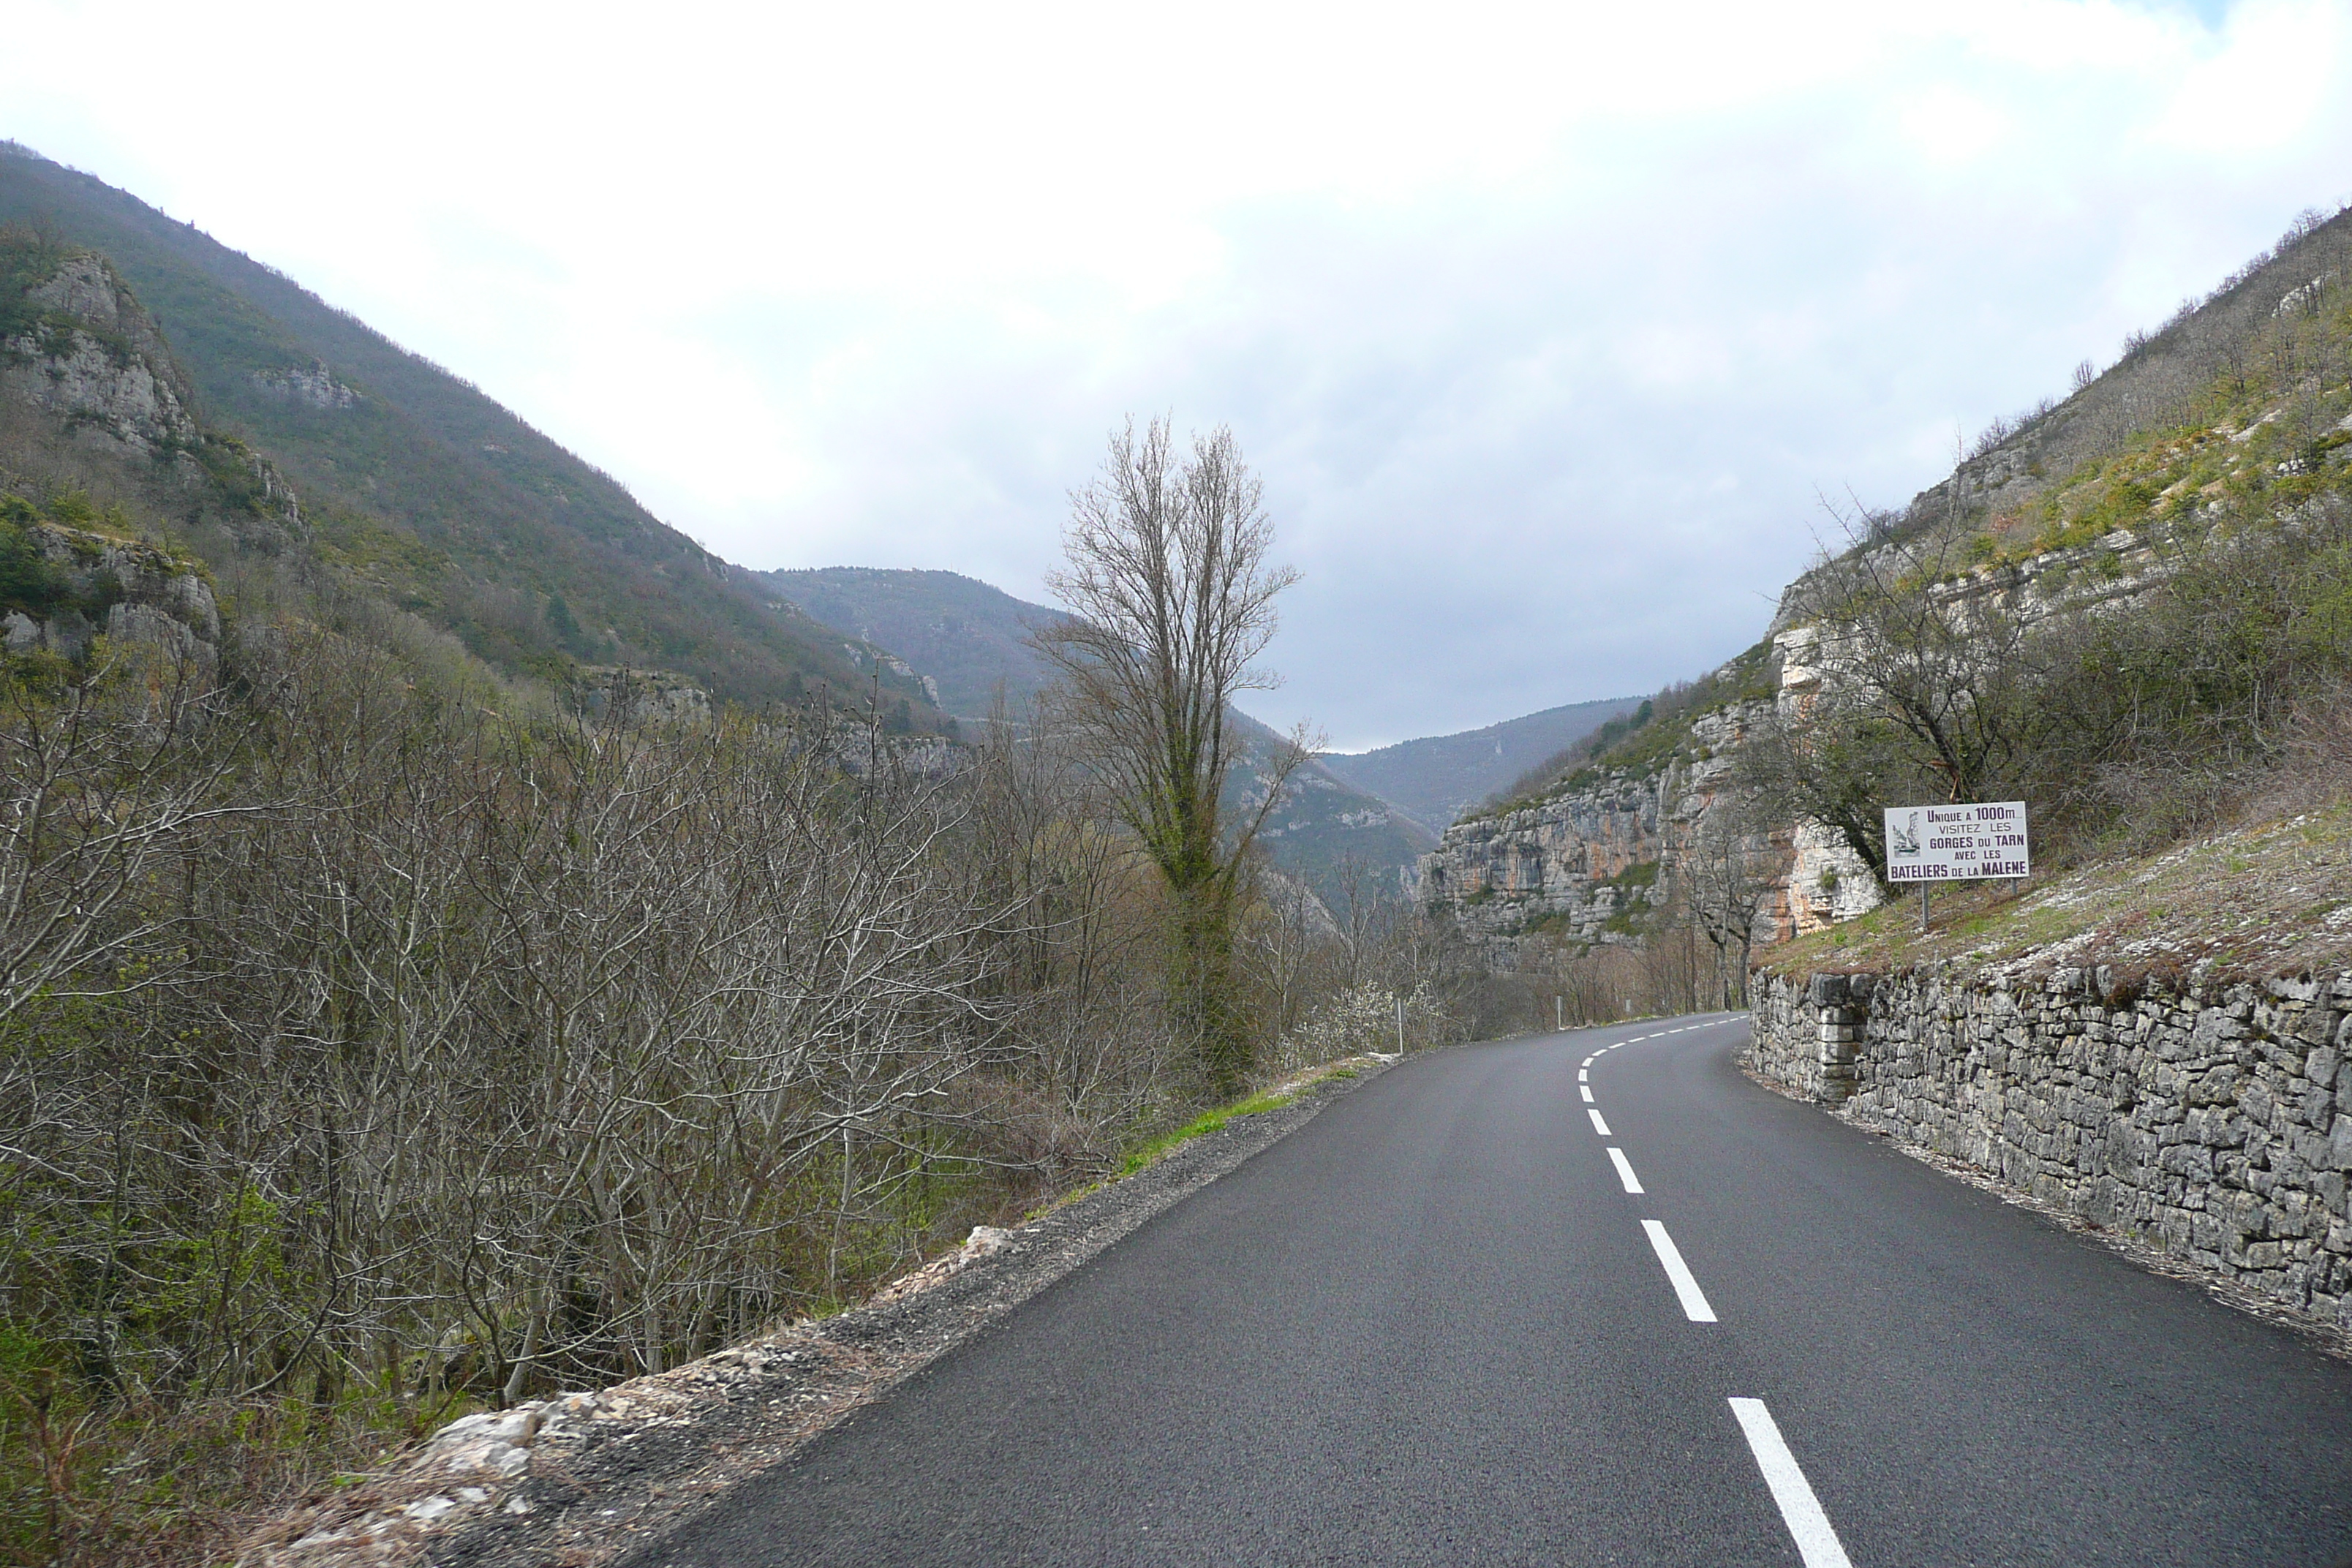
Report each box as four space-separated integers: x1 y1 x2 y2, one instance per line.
1579 1017 1842 1559
1641 1220 1716 1322
1728 1399 1855 1568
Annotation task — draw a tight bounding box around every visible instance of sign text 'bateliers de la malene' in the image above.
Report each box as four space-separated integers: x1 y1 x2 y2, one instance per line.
1883 802 2030 882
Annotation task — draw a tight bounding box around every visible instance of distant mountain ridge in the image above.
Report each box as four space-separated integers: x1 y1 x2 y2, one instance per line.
764 565 1437 899
1319 696 1643 831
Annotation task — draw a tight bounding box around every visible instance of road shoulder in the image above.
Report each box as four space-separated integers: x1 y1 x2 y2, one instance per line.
1737 1058 2352 1364
239 1056 1396 1568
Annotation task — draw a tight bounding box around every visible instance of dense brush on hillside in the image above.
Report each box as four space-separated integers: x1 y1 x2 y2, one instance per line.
1745 207 2352 872
0 213 1482 1563
0 598 1476 1567
1751 494 2352 876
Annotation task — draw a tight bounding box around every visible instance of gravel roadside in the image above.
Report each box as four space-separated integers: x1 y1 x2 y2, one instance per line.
240 1055 1395 1568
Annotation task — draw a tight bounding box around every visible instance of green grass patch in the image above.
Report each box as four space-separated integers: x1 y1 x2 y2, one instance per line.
1116 1091 1297 1177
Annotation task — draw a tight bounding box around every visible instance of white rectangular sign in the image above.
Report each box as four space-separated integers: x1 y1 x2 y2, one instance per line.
1883 801 2029 882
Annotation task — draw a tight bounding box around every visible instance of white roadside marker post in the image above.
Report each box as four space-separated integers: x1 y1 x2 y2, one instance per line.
1395 994 1405 1057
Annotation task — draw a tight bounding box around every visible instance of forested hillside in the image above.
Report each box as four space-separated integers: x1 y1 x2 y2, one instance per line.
0 178 1469 1563
764 566 1068 718
0 142 932 717
1319 696 1641 832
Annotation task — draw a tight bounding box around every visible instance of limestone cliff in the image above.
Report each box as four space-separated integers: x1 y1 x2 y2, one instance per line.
1 517 222 675
2 242 309 554
1417 674 1879 964
1419 494 2244 967
0 249 289 679
1417 769 1665 954
1 250 200 460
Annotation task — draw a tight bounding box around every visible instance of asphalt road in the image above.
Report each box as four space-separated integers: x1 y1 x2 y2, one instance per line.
646 1017 2352 1567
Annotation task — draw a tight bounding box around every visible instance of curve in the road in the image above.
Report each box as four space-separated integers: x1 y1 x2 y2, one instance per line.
638 1016 2352 1567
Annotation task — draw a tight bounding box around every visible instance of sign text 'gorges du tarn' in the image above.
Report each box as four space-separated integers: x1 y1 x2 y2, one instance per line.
1883 802 2029 882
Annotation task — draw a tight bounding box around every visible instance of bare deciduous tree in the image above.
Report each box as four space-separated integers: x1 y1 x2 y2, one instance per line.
1678 809 1775 1006
1745 502 2049 877
1034 417 1309 1091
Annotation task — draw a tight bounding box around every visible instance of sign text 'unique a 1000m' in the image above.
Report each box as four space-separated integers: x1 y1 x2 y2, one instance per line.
1883 802 2030 882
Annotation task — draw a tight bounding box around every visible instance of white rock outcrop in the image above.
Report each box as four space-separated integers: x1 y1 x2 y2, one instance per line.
1 253 200 456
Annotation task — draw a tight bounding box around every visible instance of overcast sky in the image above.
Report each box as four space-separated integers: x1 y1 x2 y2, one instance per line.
13 0 2352 747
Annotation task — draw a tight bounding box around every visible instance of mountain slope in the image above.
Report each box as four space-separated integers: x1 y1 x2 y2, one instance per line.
766 565 1436 896
1319 696 1642 831
0 141 935 718
1420 200 2352 964
764 567 1068 718
1223 707 1438 898
1883 202 2352 566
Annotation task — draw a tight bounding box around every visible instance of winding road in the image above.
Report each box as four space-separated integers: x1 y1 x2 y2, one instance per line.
642 1017 2352 1566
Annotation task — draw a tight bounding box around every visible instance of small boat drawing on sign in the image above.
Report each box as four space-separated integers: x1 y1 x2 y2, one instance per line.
1889 812 1922 858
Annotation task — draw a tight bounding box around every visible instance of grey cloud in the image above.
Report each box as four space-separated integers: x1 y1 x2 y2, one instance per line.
698 80 2350 749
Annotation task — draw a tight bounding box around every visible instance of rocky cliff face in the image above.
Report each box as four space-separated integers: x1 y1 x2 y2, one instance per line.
1417 684 1882 963
2 244 309 554
250 360 358 410
1418 505 2229 967
2 252 200 459
0 249 298 679
1417 769 1665 952
1 519 222 675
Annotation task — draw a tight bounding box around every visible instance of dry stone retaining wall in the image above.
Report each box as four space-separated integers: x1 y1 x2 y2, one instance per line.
1749 965 2352 1331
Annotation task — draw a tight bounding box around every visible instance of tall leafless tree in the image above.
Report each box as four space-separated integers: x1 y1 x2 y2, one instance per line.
1033 417 1308 1091
1678 809 1775 1006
